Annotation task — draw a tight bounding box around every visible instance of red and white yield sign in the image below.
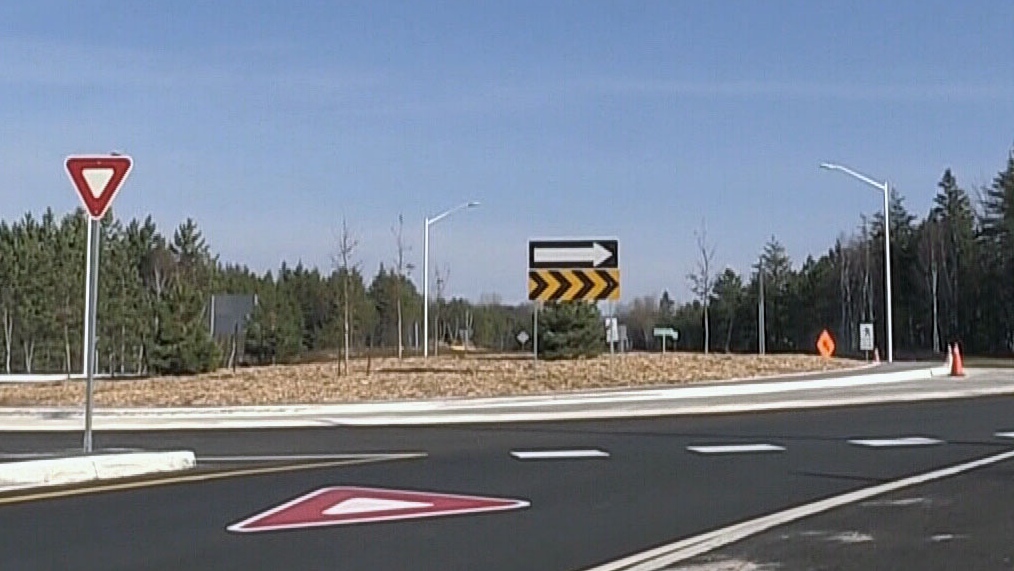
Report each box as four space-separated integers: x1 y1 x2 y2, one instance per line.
65 155 133 219
227 486 530 533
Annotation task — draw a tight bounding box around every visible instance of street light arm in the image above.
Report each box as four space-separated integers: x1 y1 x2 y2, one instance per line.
422 199 480 358
820 163 888 193
426 201 480 226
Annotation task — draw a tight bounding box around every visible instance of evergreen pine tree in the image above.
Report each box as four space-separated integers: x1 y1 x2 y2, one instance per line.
537 302 604 360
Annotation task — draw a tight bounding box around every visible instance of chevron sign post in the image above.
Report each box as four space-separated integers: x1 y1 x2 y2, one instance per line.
527 239 620 302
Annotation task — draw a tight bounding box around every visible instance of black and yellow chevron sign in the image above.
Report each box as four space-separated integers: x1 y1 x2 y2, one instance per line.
528 269 620 302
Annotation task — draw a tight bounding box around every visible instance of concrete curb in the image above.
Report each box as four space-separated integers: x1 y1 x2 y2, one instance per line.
0 364 958 430
0 451 197 492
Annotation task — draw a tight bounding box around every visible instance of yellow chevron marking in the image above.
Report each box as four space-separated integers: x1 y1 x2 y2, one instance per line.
559 269 584 302
588 269 607 299
528 269 620 301
605 269 620 300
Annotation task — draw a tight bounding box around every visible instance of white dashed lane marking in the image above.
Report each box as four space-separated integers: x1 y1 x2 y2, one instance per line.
510 449 610 460
686 444 786 454
847 437 943 448
995 432 1014 439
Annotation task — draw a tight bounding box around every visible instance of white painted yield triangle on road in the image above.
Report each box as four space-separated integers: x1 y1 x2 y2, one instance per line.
227 486 530 533
848 436 942 448
82 168 114 199
687 444 785 454
323 497 433 516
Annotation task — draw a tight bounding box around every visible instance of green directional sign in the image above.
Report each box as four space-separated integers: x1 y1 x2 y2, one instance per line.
653 327 678 354
653 327 678 339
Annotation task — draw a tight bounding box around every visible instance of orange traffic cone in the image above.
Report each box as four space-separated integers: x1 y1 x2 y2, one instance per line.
950 343 965 377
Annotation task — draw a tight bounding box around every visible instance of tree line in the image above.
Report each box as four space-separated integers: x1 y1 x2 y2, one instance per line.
0 211 531 374
1 146 1011 374
628 148 1014 358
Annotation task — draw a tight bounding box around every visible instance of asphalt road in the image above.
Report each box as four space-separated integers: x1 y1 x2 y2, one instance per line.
2 395 1014 570
676 457 1014 570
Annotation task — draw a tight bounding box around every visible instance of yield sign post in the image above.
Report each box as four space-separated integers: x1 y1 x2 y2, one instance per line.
65 154 133 453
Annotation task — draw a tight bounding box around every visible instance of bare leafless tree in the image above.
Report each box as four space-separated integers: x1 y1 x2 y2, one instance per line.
392 214 414 360
860 216 874 324
918 220 943 353
478 292 502 306
836 236 851 350
433 264 449 357
1 298 11 374
333 217 359 375
687 222 716 354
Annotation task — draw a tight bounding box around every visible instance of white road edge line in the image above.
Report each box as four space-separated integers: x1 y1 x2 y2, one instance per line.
510 449 610 460
995 432 1014 439
847 437 943 447
581 448 1014 571
199 453 423 462
686 444 785 454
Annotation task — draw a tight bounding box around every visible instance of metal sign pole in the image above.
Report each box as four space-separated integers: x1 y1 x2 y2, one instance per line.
81 220 94 378
83 217 100 453
66 154 132 454
533 303 539 363
604 308 612 352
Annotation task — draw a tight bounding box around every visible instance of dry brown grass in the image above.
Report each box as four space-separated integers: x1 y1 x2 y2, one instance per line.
0 353 858 408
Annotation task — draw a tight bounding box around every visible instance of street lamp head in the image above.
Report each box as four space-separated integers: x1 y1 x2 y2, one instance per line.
819 163 839 171
467 201 481 208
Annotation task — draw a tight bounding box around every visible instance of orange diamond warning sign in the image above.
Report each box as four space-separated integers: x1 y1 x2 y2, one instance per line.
816 329 835 358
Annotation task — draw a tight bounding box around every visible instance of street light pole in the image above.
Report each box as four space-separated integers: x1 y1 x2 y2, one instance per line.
820 162 894 363
883 180 893 364
757 256 765 355
423 201 480 358
423 223 429 357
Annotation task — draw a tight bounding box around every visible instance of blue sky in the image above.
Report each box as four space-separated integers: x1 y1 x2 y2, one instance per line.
2 1 1012 304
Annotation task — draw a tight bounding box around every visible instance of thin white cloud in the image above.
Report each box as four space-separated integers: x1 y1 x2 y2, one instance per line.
0 38 384 102
576 77 1014 103
6 36 1006 124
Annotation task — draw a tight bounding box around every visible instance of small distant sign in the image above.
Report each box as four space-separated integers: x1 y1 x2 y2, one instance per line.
516 330 530 346
210 294 258 339
859 323 874 352
653 327 678 353
653 327 678 340
817 329 836 358
604 317 619 343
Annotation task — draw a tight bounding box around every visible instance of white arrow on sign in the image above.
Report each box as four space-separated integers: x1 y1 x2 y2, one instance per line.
533 242 613 267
